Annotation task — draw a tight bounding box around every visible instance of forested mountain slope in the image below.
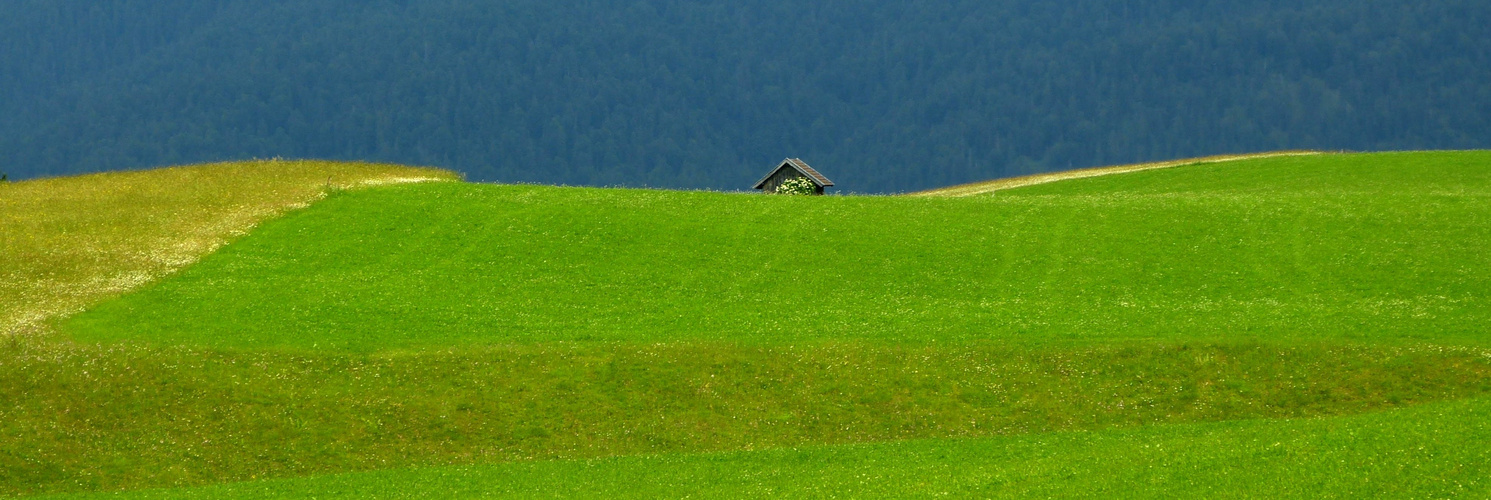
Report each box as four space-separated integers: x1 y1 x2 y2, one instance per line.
2 0 1488 192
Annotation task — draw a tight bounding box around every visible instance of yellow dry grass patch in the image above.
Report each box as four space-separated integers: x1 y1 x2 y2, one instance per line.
0 160 458 336
908 150 1326 197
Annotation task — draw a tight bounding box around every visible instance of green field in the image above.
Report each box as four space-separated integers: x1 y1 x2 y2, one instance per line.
6 151 1491 497
38 395 1491 499
0 160 456 337
61 152 1491 349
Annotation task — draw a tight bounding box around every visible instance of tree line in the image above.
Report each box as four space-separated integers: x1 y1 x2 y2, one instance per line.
1 0 1487 192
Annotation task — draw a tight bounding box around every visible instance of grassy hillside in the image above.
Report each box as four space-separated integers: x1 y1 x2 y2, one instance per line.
62 151 1491 349
909 150 1325 196
9 340 1485 496
6 151 1491 497
0 160 457 337
40 395 1491 499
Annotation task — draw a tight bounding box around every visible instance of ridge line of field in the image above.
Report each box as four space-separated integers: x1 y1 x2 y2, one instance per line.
909 150 1326 197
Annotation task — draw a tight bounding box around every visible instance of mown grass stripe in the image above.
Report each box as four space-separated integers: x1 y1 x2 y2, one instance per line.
36 394 1491 499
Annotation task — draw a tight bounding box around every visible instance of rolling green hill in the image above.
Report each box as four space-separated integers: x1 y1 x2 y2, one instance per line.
60 152 1491 349
6 151 1491 497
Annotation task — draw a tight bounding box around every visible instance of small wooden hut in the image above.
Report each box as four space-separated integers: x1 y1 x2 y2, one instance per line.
753 158 834 195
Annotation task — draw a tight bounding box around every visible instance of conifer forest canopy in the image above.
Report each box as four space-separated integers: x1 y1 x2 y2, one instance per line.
1 0 1487 193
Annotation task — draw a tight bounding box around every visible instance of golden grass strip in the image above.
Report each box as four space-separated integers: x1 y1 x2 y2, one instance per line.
908 150 1326 197
0 160 458 336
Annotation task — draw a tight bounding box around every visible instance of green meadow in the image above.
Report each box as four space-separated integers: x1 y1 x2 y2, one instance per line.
38 395 1491 499
5 151 1491 497
61 152 1491 349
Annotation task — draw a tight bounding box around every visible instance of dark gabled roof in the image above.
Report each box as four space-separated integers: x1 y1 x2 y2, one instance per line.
752 158 835 189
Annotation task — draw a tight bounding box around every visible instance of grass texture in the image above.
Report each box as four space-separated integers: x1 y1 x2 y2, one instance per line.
6 151 1490 496
0 160 456 336
6 340 1486 496
909 150 1324 197
39 393 1491 499
62 152 1491 349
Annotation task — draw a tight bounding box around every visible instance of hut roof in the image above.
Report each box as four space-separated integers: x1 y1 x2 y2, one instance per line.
752 158 835 189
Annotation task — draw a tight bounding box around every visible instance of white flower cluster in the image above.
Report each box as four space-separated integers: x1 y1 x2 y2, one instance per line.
774 176 817 195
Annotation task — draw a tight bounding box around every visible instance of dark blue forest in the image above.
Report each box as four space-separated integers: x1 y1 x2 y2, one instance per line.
1 0 1487 192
